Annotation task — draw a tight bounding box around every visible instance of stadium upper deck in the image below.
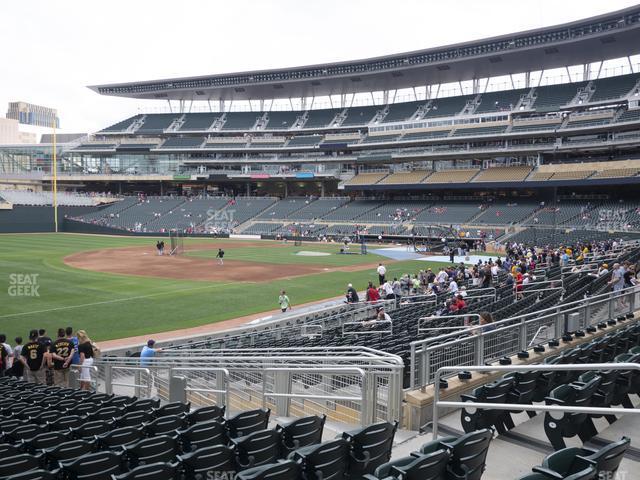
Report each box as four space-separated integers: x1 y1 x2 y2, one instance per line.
90 6 640 101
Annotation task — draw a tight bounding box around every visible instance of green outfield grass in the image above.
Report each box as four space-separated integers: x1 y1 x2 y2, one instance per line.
0 233 443 343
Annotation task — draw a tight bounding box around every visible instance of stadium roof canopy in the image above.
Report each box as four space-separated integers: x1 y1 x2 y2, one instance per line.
90 6 640 102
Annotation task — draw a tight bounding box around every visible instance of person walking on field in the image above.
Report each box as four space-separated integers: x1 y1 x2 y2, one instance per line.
216 248 225 265
377 263 387 285
278 290 291 312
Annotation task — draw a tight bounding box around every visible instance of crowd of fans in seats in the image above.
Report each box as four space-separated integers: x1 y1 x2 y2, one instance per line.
345 238 639 323
0 327 100 391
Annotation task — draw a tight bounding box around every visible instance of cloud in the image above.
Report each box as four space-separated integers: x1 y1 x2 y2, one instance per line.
0 0 638 132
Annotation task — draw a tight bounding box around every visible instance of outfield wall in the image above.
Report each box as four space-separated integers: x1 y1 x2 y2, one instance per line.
0 206 98 233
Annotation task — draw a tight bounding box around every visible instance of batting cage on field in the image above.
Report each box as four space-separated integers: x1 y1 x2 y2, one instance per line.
169 230 184 255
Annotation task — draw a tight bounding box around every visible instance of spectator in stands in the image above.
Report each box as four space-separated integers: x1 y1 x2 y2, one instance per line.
448 278 459 294
346 284 359 303
37 328 51 347
392 277 402 300
451 294 467 312
0 334 13 375
608 262 625 294
21 330 45 384
66 326 80 366
477 311 496 333
76 330 95 391
436 268 448 286
426 268 435 284
377 263 387 285
376 306 391 322
50 328 73 387
490 262 499 278
411 275 421 295
140 339 162 367
43 341 54 386
0 340 6 377
10 337 23 379
480 265 492 288
366 282 381 302
590 263 609 278
512 269 524 299
381 280 395 300
624 263 637 288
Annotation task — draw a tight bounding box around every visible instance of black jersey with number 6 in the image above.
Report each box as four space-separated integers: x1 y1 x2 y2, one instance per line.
22 341 45 371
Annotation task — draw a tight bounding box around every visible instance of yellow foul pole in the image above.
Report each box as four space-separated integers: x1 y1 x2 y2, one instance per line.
52 120 58 233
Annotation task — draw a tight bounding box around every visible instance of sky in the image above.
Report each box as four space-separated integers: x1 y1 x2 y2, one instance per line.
1 0 639 132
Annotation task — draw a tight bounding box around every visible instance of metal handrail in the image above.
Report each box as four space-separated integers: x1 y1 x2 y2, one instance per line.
109 366 152 391
414 285 637 347
151 299 396 353
432 363 640 439
409 284 639 387
520 286 564 296
170 367 230 409
260 367 368 425
301 324 323 337
418 314 481 334
342 320 392 336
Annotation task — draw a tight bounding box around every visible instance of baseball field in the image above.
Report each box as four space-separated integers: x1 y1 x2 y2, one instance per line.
0 233 445 343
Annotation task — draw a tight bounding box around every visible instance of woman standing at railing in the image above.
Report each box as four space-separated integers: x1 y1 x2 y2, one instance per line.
76 330 95 391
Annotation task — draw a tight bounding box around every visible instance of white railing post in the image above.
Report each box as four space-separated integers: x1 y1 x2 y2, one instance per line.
104 364 113 395
519 318 528 351
474 334 484 366
274 370 292 417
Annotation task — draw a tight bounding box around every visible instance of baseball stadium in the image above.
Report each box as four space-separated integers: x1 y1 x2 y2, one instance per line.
2 4 640 479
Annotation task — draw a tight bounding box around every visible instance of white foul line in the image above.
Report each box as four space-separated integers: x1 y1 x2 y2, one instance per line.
0 282 233 319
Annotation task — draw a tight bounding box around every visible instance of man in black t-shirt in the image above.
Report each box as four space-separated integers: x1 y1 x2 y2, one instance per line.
0 343 7 376
37 329 52 347
51 328 73 387
21 330 45 384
